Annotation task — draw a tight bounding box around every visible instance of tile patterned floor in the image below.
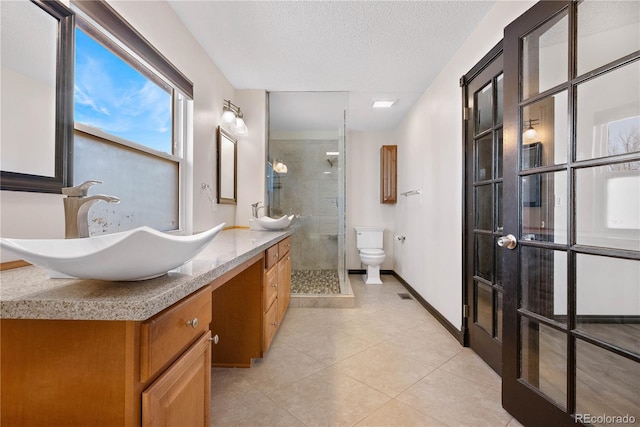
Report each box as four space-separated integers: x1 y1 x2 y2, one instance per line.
291 270 341 294
211 274 523 427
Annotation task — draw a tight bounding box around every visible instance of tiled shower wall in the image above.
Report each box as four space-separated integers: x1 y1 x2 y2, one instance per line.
269 139 339 271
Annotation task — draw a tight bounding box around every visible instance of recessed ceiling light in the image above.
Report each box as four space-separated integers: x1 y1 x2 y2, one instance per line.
371 100 396 108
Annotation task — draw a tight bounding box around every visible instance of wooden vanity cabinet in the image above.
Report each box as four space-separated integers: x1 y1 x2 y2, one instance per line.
380 145 397 204
263 236 292 351
0 286 212 427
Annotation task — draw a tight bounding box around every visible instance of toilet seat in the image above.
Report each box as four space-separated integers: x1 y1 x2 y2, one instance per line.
360 249 384 256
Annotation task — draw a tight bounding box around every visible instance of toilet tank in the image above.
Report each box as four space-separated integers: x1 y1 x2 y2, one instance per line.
355 226 384 249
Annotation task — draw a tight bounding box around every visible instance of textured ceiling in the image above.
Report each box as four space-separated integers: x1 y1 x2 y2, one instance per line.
168 1 494 131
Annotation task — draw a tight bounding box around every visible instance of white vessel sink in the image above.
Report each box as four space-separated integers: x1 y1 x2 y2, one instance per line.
249 215 297 231
0 223 225 281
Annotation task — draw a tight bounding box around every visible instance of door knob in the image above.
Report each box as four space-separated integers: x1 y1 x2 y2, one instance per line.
497 234 517 249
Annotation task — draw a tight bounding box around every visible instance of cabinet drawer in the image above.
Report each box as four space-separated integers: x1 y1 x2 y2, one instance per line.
264 265 278 312
265 244 279 270
263 299 278 352
140 286 212 382
278 236 292 257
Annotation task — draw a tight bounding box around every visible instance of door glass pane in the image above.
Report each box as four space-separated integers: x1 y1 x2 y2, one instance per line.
577 0 640 75
576 339 640 425
475 135 493 181
496 291 503 342
475 184 492 231
576 254 640 354
522 10 569 100
496 74 504 125
522 91 568 166
520 318 567 409
576 164 640 251
494 291 502 342
576 61 640 162
521 170 567 244
520 247 567 323
475 82 493 134
496 129 504 179
474 234 493 281
475 281 492 333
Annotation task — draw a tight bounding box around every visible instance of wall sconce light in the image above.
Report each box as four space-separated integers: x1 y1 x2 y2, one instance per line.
273 160 288 174
220 99 248 136
523 118 540 140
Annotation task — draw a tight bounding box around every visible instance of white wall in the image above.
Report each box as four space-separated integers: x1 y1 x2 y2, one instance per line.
1 0 268 262
392 1 537 330
346 130 395 271
235 89 267 227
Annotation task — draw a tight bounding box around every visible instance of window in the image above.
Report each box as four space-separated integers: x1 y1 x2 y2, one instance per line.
71 1 192 234
74 27 173 154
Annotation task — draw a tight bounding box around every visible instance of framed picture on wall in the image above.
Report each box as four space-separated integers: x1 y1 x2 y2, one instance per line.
522 142 542 207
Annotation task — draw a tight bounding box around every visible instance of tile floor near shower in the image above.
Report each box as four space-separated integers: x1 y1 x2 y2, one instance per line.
210 274 523 426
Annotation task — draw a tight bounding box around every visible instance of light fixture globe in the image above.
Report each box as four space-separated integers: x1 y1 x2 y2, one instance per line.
233 115 248 136
220 109 236 126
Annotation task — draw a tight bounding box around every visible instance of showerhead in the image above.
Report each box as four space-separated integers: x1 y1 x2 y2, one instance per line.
326 158 337 167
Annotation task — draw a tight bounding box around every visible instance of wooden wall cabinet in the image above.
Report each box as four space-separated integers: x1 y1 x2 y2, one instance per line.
380 145 397 204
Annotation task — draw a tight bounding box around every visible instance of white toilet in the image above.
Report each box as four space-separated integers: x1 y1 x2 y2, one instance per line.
355 226 386 285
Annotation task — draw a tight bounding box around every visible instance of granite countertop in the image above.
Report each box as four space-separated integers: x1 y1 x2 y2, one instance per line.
0 228 294 321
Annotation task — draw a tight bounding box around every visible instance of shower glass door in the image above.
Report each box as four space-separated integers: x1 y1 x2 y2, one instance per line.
267 92 349 295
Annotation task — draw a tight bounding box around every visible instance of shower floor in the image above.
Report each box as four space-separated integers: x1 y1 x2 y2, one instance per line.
291 269 341 294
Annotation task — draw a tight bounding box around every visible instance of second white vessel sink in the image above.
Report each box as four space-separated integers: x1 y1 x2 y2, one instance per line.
249 215 297 231
0 223 226 281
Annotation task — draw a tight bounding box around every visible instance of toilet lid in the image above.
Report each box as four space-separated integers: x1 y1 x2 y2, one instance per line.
360 249 384 256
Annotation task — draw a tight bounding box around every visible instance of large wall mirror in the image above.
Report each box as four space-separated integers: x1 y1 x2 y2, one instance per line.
0 0 74 193
217 126 237 204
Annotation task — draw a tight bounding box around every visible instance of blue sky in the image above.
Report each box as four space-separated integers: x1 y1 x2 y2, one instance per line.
74 28 172 154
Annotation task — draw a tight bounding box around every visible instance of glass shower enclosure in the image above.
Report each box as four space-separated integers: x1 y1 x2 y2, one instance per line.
267 92 349 295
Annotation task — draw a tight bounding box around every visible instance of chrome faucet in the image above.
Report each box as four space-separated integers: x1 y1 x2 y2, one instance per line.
62 180 120 238
251 201 266 218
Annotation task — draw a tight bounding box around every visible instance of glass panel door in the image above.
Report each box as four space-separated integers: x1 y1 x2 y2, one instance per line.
503 1 640 425
464 49 504 374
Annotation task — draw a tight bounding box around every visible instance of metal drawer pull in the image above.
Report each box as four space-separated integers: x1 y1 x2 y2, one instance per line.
209 334 219 344
185 317 199 328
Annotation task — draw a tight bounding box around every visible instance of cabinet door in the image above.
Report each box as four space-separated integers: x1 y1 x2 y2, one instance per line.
277 253 291 323
142 332 211 427
263 299 278 352
380 145 397 204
